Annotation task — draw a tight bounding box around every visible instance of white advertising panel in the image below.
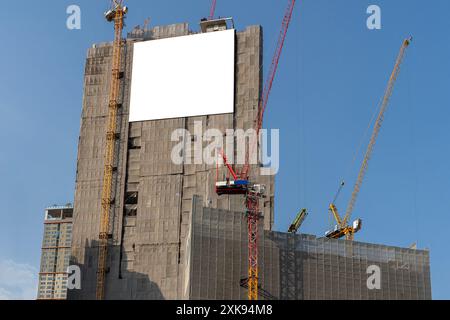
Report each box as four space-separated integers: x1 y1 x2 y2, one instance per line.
129 29 235 122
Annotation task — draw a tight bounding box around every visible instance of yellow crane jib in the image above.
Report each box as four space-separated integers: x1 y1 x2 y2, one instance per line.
326 36 412 241
342 36 412 230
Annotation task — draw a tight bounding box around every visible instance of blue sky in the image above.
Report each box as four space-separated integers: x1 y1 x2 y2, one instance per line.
0 0 448 299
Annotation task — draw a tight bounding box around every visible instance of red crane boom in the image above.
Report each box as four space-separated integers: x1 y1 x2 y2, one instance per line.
240 0 296 180
209 0 217 20
215 0 296 300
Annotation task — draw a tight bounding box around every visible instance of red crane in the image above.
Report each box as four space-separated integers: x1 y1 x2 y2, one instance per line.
215 0 296 300
209 0 217 20
240 0 296 180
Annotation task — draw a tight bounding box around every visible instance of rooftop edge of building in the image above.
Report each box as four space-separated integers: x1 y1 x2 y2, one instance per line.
88 21 262 51
45 205 74 221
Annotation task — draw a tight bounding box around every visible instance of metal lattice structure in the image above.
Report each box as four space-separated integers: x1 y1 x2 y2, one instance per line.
216 0 296 300
326 37 412 241
246 191 260 300
96 1 127 300
343 37 412 227
243 0 296 300
240 0 296 180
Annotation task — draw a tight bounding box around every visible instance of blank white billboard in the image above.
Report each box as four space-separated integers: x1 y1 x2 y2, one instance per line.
129 29 235 122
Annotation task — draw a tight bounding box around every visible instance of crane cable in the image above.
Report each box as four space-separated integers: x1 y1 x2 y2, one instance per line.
405 57 419 246
333 83 387 200
342 37 412 226
331 37 412 230
329 85 384 228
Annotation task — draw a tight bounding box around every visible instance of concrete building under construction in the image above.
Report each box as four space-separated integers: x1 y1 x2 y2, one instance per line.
38 205 73 300
188 197 431 300
70 20 274 300
68 19 431 300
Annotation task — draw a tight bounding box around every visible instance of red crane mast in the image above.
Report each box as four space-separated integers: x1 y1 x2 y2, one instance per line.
209 0 217 20
215 0 296 300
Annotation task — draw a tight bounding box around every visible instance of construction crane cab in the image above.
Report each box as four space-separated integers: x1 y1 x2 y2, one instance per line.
200 17 234 33
215 179 249 195
249 184 266 197
325 203 362 240
215 180 265 197
105 3 128 22
104 9 115 21
215 148 250 195
325 218 362 239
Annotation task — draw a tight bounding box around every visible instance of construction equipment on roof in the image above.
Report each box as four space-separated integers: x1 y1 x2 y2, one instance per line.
96 0 128 300
326 203 362 240
288 209 308 233
215 0 296 300
326 36 412 241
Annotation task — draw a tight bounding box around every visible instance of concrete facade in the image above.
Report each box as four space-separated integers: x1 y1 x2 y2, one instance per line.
38 205 73 300
69 22 274 300
188 196 432 300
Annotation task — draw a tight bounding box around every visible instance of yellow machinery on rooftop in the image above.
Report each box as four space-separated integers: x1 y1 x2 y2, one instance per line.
288 209 308 234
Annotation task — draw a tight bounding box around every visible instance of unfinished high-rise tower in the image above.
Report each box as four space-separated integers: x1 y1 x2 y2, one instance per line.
70 19 274 300
69 17 431 300
38 205 73 300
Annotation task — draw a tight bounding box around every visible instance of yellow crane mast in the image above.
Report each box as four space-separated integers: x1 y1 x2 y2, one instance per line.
327 37 412 240
96 0 128 300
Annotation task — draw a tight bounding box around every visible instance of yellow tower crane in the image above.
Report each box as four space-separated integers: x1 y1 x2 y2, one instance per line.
326 37 412 240
96 0 128 300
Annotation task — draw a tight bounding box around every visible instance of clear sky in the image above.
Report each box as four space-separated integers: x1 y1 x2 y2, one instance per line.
0 0 448 299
